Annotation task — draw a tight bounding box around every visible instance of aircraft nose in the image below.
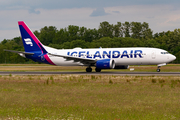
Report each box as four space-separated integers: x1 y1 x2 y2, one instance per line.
171 54 176 61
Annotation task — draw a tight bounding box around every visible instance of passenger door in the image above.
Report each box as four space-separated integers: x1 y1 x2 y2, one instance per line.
151 51 156 59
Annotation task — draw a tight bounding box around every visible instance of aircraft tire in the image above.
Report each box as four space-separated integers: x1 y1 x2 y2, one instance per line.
95 68 101 72
86 67 92 72
157 69 160 72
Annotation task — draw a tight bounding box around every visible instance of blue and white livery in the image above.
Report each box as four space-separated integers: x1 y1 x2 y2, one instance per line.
5 21 176 72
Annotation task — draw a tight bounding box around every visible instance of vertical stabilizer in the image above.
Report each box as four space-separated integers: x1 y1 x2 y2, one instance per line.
18 21 47 54
18 21 55 65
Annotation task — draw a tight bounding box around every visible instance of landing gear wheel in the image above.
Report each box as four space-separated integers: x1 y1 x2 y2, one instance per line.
157 69 160 72
86 67 92 72
95 68 101 72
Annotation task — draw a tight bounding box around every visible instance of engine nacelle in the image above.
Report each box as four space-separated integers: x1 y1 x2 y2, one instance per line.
96 59 115 69
114 65 129 69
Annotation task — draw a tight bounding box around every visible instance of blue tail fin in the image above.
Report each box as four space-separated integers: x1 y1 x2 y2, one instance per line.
18 21 55 65
18 21 47 54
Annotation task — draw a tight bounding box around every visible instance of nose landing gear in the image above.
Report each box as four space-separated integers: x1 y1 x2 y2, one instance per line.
157 67 161 72
156 63 166 72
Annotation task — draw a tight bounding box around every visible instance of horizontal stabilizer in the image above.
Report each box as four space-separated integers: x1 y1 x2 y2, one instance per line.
4 49 34 55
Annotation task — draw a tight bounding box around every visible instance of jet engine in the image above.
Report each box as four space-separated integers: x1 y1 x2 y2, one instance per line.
96 59 115 69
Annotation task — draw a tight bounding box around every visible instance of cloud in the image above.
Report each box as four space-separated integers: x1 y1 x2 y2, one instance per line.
112 11 120 14
1 0 179 11
0 1 180 41
90 7 109 17
106 4 180 33
29 7 40 14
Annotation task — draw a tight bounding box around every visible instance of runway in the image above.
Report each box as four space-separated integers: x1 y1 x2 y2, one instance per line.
0 71 179 76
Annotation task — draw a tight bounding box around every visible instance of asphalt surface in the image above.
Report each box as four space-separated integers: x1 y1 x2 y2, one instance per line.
0 71 179 76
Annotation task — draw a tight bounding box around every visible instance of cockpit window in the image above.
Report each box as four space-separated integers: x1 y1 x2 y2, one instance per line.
161 52 169 54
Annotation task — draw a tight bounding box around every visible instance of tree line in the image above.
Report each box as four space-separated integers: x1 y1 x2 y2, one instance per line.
1 21 180 64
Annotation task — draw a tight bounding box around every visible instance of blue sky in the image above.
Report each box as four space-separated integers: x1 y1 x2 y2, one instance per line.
0 0 180 41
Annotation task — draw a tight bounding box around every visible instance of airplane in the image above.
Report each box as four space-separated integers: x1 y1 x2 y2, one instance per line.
4 21 176 72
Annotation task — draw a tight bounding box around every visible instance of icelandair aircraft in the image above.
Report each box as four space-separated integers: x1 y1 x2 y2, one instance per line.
5 21 176 72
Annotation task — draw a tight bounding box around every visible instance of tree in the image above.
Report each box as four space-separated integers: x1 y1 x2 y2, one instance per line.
98 21 113 38
113 22 123 37
53 28 69 44
34 30 40 39
84 28 99 42
144 39 160 48
92 37 119 48
131 22 142 39
39 26 57 45
68 25 80 41
141 22 153 39
166 29 180 53
119 37 144 47
123 22 131 37
70 40 88 48
1 39 8 45
1 21 180 63
79 26 87 40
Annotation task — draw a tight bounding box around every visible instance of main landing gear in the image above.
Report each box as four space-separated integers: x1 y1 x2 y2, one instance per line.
95 68 101 72
86 67 92 72
86 67 101 72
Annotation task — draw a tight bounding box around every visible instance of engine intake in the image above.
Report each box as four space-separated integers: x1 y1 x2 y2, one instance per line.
96 59 115 69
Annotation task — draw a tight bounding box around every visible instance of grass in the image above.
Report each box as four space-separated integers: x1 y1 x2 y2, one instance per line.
0 64 180 72
0 75 180 119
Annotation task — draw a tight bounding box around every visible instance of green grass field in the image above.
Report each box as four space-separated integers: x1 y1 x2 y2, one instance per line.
0 75 180 119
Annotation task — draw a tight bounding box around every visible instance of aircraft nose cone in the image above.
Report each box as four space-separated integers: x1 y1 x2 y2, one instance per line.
171 55 176 61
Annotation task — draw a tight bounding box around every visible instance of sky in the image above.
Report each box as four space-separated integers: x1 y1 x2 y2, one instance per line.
0 0 180 41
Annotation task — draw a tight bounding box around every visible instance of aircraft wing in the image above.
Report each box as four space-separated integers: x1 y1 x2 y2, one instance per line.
4 49 34 55
48 53 96 64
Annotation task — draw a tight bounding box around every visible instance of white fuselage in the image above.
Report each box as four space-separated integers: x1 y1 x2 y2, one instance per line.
44 46 176 66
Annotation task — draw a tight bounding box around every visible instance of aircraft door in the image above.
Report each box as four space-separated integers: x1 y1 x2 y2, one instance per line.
151 51 156 59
